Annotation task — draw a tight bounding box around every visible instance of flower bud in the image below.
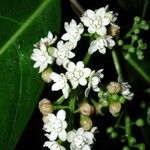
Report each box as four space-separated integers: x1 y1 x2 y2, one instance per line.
41 68 52 83
95 103 104 115
39 98 53 116
110 131 118 139
80 115 93 131
129 137 136 146
79 102 94 116
107 81 122 94
109 102 121 116
136 119 144 127
108 24 120 37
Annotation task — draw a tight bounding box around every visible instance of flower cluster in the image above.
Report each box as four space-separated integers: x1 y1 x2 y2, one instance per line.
30 5 135 150
43 110 97 150
81 5 117 54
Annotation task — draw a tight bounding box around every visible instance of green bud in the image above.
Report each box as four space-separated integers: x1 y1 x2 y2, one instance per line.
134 28 140 34
106 126 114 134
143 24 149 30
122 146 130 150
136 119 144 127
140 20 147 27
118 40 124 46
129 137 136 146
102 100 109 107
129 47 135 53
119 96 126 104
137 143 145 150
98 90 104 97
132 35 138 41
134 16 140 22
110 131 117 139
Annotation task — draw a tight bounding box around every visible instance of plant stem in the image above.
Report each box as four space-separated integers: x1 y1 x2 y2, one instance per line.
83 52 91 66
125 115 131 146
54 105 70 110
69 0 84 17
68 91 76 129
0 0 53 55
124 54 150 84
111 50 124 81
54 96 65 105
115 111 123 128
142 0 149 18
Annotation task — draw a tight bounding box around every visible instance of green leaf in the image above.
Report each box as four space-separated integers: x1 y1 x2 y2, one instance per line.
0 0 61 149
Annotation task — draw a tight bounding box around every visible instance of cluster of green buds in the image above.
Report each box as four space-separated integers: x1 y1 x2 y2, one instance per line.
95 81 129 116
118 16 149 60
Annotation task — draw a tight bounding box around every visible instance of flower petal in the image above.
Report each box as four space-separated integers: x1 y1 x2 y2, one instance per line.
57 110 66 121
49 131 58 141
59 130 67 142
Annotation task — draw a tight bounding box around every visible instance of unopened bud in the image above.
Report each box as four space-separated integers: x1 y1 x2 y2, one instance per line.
79 102 94 116
109 102 121 116
95 103 104 115
107 81 122 94
41 68 52 83
39 98 53 116
108 24 120 37
80 115 93 131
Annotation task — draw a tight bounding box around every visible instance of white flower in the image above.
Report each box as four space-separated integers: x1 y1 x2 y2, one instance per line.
44 141 66 150
66 61 91 89
31 43 54 73
81 6 117 36
61 19 84 47
50 72 70 99
85 69 104 97
67 127 97 150
52 41 75 66
121 82 134 100
41 31 57 46
43 110 67 142
88 35 115 54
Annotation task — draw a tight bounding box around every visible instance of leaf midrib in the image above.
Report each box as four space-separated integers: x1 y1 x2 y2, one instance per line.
0 0 53 56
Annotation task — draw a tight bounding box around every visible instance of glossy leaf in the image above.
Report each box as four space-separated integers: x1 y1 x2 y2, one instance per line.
0 0 61 149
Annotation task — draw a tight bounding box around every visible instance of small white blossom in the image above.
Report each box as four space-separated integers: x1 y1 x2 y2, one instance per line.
31 43 54 73
81 6 117 36
66 61 91 89
88 35 115 54
121 82 134 100
67 127 97 150
85 69 104 97
52 40 75 66
50 72 70 99
41 31 57 46
43 110 67 142
61 19 84 47
44 141 66 150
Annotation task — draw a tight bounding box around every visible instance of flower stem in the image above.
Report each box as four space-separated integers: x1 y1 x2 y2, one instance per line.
124 54 150 84
125 115 132 146
54 96 65 105
54 105 70 110
83 52 91 66
111 50 124 81
142 0 149 18
68 91 76 129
